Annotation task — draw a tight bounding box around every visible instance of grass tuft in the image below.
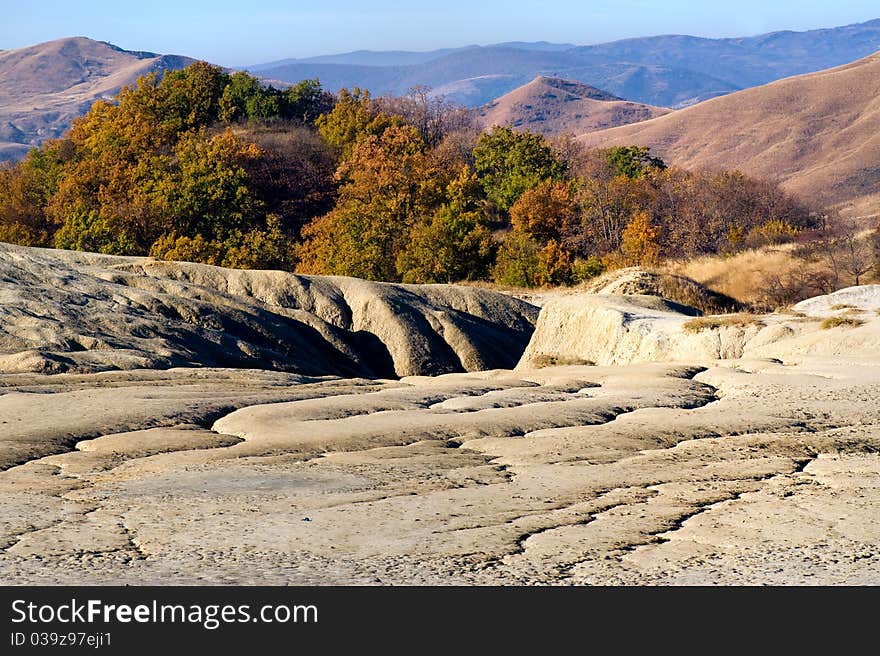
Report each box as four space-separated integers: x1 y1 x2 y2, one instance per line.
682 314 765 333
531 354 595 369
820 316 865 330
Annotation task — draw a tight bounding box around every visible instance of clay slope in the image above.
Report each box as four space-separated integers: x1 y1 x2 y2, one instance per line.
0 37 192 161
477 76 669 136
578 51 880 214
0 243 538 377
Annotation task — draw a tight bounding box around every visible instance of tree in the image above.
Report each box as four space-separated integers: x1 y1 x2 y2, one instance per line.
284 79 334 123
376 86 472 148
509 180 578 244
614 211 661 267
0 140 71 246
315 88 401 158
534 239 573 287
396 167 494 283
296 125 441 280
575 174 656 255
219 71 264 122
473 126 566 211
492 230 540 287
604 146 666 179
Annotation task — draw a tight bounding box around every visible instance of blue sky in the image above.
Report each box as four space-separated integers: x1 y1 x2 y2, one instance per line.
3 1 879 66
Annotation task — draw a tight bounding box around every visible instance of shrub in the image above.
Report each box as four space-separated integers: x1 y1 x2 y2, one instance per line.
571 256 606 283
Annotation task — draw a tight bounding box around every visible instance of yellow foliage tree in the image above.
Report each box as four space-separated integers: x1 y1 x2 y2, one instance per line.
534 239 573 287
297 125 443 280
614 211 661 267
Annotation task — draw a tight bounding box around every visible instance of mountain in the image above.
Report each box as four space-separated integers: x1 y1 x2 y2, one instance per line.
250 19 880 108
0 37 193 162
578 51 880 215
477 76 669 136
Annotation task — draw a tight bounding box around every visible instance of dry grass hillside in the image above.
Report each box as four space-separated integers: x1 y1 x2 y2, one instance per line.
477 76 669 136
0 37 192 160
578 51 880 216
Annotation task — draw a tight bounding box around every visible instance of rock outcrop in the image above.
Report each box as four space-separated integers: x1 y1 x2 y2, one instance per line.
518 289 880 368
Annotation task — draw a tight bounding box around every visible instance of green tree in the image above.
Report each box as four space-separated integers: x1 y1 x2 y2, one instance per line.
605 146 666 179
492 230 541 287
285 79 334 123
396 168 494 283
473 126 565 211
219 71 264 122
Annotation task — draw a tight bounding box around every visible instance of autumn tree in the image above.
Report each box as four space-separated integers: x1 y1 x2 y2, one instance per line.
534 239 573 287
296 124 442 280
613 211 662 267
575 174 656 255
315 88 401 158
509 180 578 244
0 140 71 245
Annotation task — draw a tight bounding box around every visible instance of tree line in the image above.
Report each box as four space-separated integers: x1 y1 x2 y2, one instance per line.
1 60 858 288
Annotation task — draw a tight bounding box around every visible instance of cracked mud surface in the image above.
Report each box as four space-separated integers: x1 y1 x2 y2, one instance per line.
1 356 878 585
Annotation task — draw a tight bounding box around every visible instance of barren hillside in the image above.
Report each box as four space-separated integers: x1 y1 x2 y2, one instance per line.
0 37 192 160
578 51 880 215
477 76 669 136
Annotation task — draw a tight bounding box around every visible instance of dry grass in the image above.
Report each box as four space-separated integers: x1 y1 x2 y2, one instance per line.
665 246 801 309
531 354 596 368
820 316 865 329
682 313 765 334
777 306 808 317
587 267 743 314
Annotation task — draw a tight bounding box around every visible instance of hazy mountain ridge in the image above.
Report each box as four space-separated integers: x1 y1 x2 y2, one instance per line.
250 18 880 107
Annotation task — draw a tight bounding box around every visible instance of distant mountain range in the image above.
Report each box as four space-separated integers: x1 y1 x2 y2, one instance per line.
477 76 669 135
0 37 192 161
579 51 880 217
247 18 880 107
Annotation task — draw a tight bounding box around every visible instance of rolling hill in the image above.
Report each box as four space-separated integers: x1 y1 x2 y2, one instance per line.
0 37 192 161
477 76 669 136
250 18 880 108
578 51 880 215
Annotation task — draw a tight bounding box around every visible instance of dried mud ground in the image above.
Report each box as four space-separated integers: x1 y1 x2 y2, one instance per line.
1 355 878 585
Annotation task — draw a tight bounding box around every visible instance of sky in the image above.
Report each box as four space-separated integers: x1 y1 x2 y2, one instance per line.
3 1 879 66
